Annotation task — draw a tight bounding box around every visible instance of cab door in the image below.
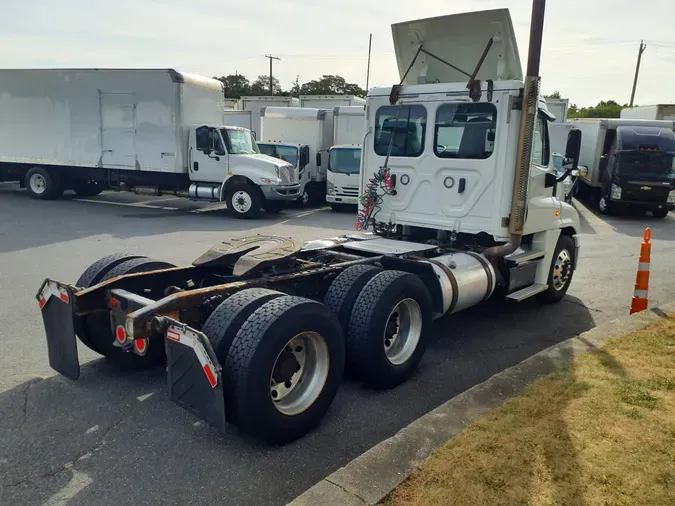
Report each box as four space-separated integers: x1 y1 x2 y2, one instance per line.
189 126 229 183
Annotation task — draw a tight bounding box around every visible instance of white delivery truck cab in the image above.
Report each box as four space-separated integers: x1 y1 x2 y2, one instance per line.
238 96 301 138
299 95 365 108
621 104 675 121
0 69 299 218
326 106 365 209
258 106 333 205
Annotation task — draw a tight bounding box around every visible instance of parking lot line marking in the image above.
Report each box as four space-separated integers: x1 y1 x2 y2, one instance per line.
137 392 154 402
73 198 179 211
42 470 92 506
294 207 330 218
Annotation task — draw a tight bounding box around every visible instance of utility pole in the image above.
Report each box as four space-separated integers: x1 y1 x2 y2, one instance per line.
365 33 373 93
265 54 280 96
629 40 646 107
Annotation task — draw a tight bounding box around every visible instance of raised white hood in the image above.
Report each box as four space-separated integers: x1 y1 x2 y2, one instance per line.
391 8 523 85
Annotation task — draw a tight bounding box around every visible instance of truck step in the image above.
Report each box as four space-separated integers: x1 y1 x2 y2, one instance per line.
504 249 545 264
506 283 548 301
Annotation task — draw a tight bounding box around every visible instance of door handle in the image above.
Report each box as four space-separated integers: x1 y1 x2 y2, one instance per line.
458 178 466 194
193 162 199 171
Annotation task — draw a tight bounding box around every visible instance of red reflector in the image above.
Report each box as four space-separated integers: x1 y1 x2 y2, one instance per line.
135 338 146 352
203 364 217 388
59 292 69 303
39 297 47 309
116 326 126 343
110 297 118 307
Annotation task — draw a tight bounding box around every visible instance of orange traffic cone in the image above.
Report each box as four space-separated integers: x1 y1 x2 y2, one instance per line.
630 227 652 314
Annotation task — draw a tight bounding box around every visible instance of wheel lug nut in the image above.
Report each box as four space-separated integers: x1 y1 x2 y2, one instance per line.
285 381 292 388
385 339 391 347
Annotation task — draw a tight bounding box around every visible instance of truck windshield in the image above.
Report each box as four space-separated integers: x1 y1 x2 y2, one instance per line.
221 128 260 155
617 151 675 179
329 148 361 174
257 144 299 167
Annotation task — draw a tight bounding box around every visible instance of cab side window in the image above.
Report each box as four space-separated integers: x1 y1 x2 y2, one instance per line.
532 113 550 166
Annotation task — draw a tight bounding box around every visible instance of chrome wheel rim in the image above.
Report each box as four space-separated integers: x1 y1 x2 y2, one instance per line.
383 298 423 365
29 173 47 194
552 249 573 291
301 191 309 205
599 197 608 213
270 332 329 416
232 190 252 214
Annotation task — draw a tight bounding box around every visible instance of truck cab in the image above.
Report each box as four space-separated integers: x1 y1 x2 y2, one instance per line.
188 125 300 217
326 144 362 208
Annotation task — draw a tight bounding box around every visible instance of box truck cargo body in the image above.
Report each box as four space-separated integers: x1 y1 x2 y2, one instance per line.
299 95 365 108
223 110 253 131
621 104 675 121
327 106 365 207
238 96 300 138
0 69 300 218
258 107 334 205
571 118 675 216
545 98 569 123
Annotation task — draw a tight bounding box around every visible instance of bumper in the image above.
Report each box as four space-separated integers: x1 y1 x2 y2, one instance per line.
609 198 674 210
260 184 301 201
37 279 227 434
327 194 359 205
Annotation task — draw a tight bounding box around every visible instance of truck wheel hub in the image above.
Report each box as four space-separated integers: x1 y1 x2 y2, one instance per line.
30 174 46 194
270 331 329 416
552 249 572 291
383 298 423 366
232 191 252 213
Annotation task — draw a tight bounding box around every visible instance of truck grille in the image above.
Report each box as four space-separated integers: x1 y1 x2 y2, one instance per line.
279 165 297 185
338 186 360 196
623 186 669 203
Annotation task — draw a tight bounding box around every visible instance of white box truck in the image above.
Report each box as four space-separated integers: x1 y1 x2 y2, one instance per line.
621 104 675 121
223 110 253 131
36 7 588 446
0 69 300 218
257 107 334 205
570 118 675 216
238 96 301 138
223 99 239 110
545 98 569 123
299 94 365 108
326 106 365 209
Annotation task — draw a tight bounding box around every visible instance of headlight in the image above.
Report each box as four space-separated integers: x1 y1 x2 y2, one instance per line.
579 166 588 178
668 190 675 204
260 177 281 185
610 183 622 200
327 181 335 195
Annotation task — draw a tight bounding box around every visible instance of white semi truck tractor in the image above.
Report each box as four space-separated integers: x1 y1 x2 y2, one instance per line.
0 69 300 219
36 3 583 445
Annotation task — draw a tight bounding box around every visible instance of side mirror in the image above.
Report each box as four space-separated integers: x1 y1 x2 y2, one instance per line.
545 172 557 188
564 129 582 170
316 152 322 167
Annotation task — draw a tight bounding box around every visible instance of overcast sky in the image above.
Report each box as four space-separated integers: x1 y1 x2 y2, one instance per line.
1 0 674 107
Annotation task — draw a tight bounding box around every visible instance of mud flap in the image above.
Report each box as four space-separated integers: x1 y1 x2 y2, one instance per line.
164 319 227 436
36 279 80 380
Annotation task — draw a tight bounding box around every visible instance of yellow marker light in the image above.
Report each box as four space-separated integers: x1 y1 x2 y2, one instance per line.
555 209 561 217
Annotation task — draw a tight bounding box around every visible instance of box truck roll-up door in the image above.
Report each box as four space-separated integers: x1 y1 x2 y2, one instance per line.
100 93 137 168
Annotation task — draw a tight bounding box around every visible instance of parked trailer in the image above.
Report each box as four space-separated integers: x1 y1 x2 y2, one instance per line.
258 107 334 206
0 69 300 218
37 6 584 445
238 96 300 138
621 104 675 121
570 118 675 216
299 94 365 108
327 106 365 208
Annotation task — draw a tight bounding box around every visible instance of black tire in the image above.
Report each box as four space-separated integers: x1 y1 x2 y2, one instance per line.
262 200 284 214
202 288 285 422
25 167 63 200
73 253 148 352
225 296 345 444
537 235 576 304
323 265 382 331
73 180 104 197
80 257 175 368
652 208 670 218
226 183 262 219
347 270 432 389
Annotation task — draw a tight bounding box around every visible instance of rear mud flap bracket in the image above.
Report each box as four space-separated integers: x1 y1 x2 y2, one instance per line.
163 318 227 436
37 279 80 380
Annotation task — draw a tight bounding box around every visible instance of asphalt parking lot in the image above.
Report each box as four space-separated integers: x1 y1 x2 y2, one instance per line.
1 183 674 506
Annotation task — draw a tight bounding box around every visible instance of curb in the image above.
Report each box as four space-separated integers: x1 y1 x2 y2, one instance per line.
288 301 675 506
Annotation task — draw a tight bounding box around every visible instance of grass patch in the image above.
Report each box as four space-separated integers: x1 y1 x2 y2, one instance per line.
383 315 675 506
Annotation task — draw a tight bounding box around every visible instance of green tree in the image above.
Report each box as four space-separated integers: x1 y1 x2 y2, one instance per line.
569 100 627 119
289 75 301 97
249 74 283 96
214 74 250 99
544 90 562 99
300 75 365 96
